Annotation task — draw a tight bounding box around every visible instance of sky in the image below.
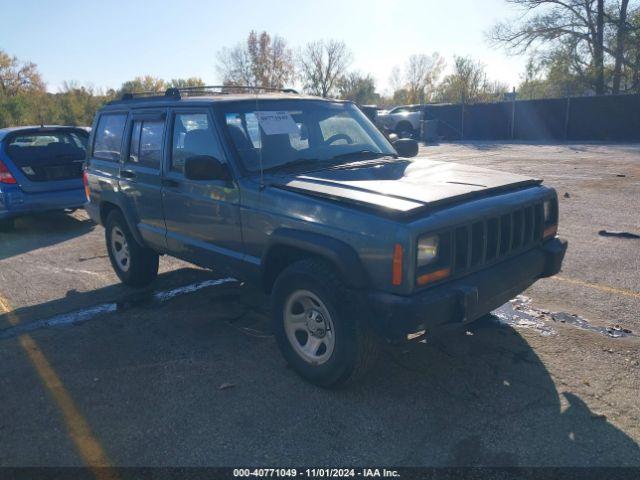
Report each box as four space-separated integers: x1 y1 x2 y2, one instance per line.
0 0 527 95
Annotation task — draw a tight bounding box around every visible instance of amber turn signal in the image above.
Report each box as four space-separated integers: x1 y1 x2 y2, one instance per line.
392 244 403 286
543 224 558 239
417 267 451 286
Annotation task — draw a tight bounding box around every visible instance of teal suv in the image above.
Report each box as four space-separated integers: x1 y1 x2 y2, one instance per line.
85 86 567 387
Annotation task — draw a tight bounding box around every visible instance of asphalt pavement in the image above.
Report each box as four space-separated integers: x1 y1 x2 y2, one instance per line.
0 142 638 468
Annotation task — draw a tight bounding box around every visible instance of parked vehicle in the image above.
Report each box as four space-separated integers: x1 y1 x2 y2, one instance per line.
358 105 378 124
85 86 567 387
376 104 423 138
0 126 90 230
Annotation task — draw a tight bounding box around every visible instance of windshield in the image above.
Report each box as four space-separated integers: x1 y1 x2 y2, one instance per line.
219 100 396 173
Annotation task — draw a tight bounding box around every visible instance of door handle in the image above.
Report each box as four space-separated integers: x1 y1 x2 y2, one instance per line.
161 178 180 187
120 170 136 179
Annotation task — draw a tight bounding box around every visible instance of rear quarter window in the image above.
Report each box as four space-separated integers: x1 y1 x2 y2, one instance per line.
93 113 127 162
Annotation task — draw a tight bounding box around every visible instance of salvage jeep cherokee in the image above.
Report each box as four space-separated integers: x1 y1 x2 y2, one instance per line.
84 86 567 387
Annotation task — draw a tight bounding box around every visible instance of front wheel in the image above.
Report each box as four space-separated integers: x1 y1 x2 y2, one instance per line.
272 259 379 388
105 210 159 287
395 121 414 138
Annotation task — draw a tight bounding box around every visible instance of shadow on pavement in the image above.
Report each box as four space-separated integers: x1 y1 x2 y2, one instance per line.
0 267 225 326
0 271 638 467
0 211 95 261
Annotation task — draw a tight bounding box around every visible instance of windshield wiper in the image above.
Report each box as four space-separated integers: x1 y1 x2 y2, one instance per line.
262 157 333 173
330 150 396 161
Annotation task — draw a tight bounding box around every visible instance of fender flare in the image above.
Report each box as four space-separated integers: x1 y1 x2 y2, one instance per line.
99 197 146 247
261 228 369 290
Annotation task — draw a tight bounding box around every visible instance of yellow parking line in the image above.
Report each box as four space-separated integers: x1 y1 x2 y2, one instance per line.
0 296 118 480
552 275 640 299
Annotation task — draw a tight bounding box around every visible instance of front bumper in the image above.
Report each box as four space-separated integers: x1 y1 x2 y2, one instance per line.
366 237 568 341
0 186 86 220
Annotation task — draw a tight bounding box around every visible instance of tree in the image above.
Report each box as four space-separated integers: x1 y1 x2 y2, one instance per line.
595 0 606 94
436 56 509 103
613 0 631 93
388 53 444 104
217 31 295 88
120 76 166 93
298 40 352 97
517 50 587 98
491 0 640 95
405 54 445 103
0 50 45 96
337 72 380 104
167 77 206 88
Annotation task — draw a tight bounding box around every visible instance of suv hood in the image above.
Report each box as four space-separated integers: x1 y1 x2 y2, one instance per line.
272 158 541 215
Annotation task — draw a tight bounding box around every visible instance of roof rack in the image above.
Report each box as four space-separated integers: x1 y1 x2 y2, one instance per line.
115 85 298 103
165 85 299 98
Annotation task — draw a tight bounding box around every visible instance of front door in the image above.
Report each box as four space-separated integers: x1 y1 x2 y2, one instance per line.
119 110 167 250
161 109 242 273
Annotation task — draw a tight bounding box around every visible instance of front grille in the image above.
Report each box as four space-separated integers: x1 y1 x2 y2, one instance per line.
451 202 544 275
22 162 83 182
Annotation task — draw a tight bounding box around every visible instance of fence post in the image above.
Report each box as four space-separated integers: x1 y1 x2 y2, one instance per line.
564 96 571 141
510 87 516 140
460 102 465 141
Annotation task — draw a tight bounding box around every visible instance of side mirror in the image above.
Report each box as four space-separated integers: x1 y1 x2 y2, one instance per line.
184 155 230 181
393 138 419 158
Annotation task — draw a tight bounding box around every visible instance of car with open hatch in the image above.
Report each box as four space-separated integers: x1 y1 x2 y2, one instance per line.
0 125 90 230
84 86 567 387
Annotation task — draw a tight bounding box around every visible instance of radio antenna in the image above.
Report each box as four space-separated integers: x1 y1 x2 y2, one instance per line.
255 87 265 191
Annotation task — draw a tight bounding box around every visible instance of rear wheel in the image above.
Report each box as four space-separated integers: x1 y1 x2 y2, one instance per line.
272 258 379 388
105 210 158 287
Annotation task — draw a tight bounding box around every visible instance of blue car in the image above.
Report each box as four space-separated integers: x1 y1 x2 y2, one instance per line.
0 126 90 230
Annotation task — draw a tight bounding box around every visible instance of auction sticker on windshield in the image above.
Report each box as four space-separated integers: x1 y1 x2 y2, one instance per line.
256 111 299 135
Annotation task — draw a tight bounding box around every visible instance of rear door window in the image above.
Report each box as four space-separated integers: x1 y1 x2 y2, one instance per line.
93 114 127 162
127 119 165 169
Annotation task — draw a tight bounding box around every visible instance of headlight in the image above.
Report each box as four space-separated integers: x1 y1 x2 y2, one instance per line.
417 235 439 267
543 199 553 223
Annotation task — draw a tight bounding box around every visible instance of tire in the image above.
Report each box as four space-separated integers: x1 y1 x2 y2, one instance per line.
0 217 14 232
395 121 414 138
105 210 158 287
272 258 379 388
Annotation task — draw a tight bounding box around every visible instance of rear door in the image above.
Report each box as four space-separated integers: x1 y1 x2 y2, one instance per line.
161 108 242 272
119 110 167 250
3 128 89 193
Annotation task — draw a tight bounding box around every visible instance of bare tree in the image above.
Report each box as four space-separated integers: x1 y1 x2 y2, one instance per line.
436 56 508 103
338 72 379 104
0 50 45 96
490 0 623 94
595 0 606 93
613 0 631 93
405 54 445 103
217 31 295 88
298 40 352 97
389 53 444 104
